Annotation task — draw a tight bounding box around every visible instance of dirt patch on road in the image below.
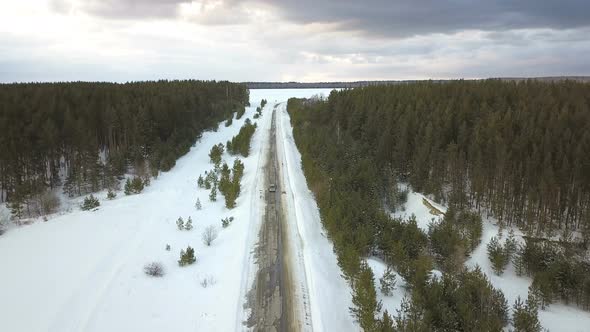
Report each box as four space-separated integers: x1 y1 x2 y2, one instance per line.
245 109 298 332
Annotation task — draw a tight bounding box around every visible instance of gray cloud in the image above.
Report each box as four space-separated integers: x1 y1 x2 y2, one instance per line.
51 1 590 37
251 0 590 37
6 0 589 82
50 0 186 19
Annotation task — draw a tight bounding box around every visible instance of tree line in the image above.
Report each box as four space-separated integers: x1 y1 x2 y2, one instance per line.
307 80 590 236
286 79 589 330
226 119 257 157
0 80 249 218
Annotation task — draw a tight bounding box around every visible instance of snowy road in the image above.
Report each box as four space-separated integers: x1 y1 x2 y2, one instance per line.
246 108 296 332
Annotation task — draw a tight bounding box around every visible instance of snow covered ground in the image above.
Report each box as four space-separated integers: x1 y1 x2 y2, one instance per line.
467 218 590 332
373 189 590 332
0 88 352 332
392 188 447 232
0 98 271 332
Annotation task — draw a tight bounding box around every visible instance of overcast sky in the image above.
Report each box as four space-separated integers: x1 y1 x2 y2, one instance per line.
1 0 589 82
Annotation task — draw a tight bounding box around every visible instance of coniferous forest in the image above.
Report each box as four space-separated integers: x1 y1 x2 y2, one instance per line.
288 79 590 330
0 80 248 217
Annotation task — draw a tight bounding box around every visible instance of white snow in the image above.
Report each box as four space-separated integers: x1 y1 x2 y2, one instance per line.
0 88 354 332
0 97 268 332
367 257 408 316
466 217 590 332
275 100 357 331
392 188 446 232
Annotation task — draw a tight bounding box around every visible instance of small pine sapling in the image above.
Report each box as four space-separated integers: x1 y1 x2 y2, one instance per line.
195 198 202 210
185 217 193 231
107 189 116 200
380 266 397 296
487 236 509 275
176 217 185 230
165 244 171 251
221 216 234 228
209 184 217 202
81 194 100 211
504 228 517 257
124 178 132 195
178 246 196 266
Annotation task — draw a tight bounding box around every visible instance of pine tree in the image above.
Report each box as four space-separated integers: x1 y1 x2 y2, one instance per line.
176 217 184 230
9 190 25 220
185 217 193 231
379 310 395 332
512 294 542 332
221 217 232 228
107 189 116 200
197 175 204 188
505 228 517 257
513 244 525 276
487 236 508 275
124 178 132 195
195 198 202 210
178 246 196 266
209 143 224 166
81 194 100 211
130 177 144 194
209 184 217 202
380 265 397 296
395 297 427 331
350 261 382 331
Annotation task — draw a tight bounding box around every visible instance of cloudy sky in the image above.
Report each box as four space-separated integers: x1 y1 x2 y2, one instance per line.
1 0 589 82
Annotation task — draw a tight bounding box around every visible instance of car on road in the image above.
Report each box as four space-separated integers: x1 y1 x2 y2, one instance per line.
269 184 276 192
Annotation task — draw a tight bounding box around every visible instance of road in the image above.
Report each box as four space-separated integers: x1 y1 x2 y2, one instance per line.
246 108 298 332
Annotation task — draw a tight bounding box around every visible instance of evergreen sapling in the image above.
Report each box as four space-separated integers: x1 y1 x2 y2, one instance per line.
176 217 185 230
185 217 193 231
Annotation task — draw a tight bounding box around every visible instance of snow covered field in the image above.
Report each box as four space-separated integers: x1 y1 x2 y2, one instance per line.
1 98 269 332
372 189 590 332
0 89 354 332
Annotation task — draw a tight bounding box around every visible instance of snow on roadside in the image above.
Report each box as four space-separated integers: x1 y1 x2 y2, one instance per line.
275 100 357 331
0 99 270 332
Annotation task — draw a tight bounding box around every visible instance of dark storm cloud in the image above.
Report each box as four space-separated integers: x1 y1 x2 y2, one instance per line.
252 0 590 37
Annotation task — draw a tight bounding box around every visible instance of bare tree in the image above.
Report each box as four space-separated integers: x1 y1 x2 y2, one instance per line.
202 225 218 246
144 262 165 277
